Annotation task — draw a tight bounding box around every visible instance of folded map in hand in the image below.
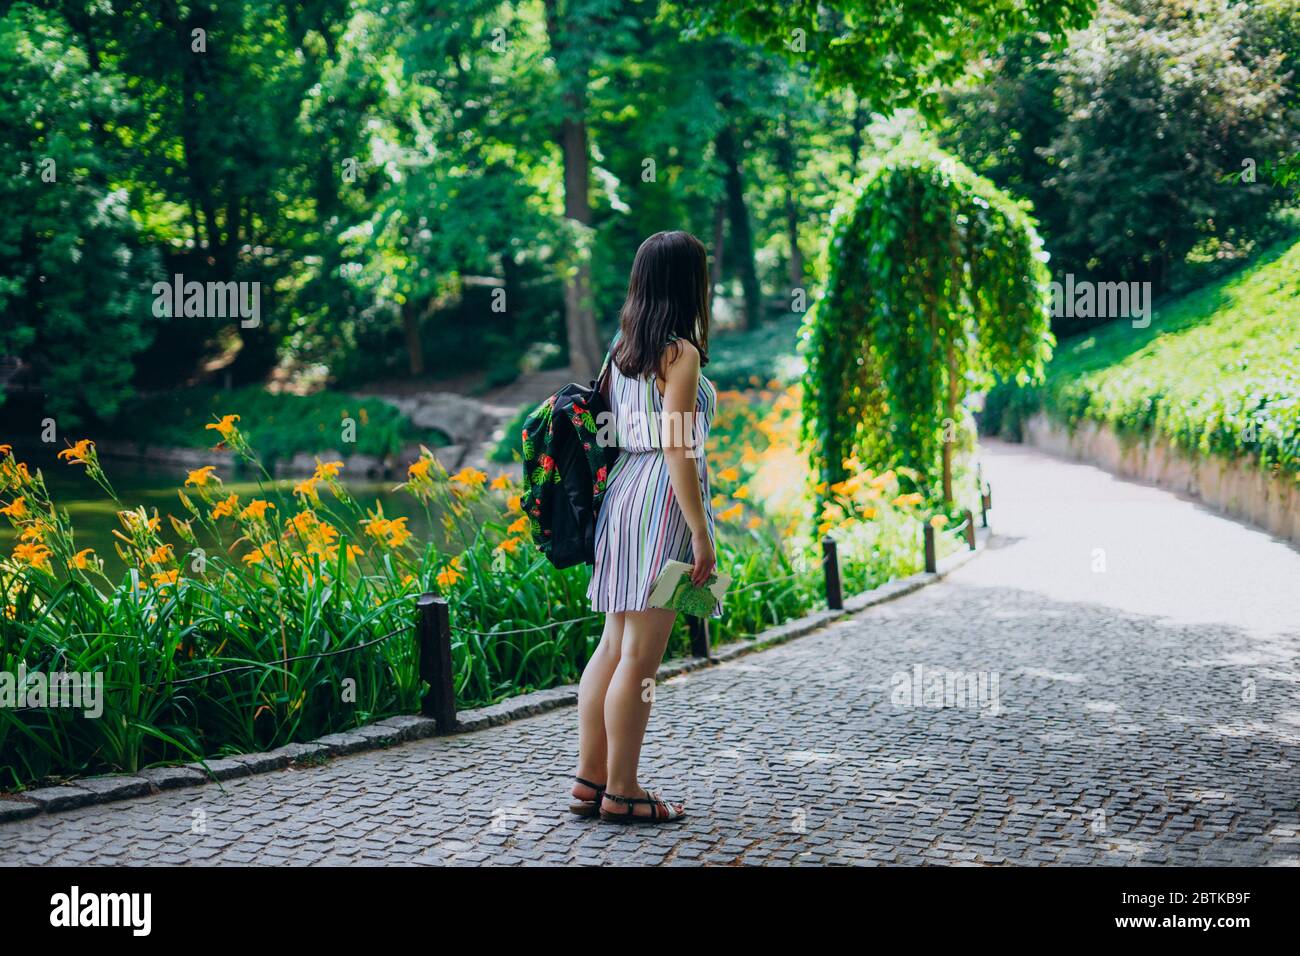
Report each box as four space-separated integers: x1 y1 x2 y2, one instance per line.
647 560 731 618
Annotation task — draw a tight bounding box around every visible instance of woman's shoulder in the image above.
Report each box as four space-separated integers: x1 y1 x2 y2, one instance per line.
662 336 699 369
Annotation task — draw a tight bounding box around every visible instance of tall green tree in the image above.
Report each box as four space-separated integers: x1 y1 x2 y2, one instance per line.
0 3 160 425
802 145 1053 502
943 0 1300 316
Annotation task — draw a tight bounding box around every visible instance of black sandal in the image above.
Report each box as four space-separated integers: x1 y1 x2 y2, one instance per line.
568 776 606 817
599 788 686 824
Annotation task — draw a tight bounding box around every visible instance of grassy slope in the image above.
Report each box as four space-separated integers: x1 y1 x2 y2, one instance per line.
1002 240 1300 476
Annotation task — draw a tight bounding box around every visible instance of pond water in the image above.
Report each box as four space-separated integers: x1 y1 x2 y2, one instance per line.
1 445 453 578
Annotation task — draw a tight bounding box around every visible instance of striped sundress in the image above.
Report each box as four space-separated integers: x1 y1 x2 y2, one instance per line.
586 338 719 615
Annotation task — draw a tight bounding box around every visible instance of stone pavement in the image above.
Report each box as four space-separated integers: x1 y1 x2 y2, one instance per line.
1 441 1297 865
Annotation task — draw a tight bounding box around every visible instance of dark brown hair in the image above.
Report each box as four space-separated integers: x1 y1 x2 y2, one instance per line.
611 230 710 380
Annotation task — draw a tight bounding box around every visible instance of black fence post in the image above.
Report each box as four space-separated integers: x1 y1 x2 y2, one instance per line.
688 616 711 660
980 489 990 528
417 592 456 734
923 523 937 574
822 536 843 610
963 509 977 550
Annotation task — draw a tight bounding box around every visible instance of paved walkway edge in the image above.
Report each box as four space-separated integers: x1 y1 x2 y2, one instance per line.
0 527 988 825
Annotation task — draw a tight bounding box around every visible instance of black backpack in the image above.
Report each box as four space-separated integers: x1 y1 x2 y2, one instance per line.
520 353 619 568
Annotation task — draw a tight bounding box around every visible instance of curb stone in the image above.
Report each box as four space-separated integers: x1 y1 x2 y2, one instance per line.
0 798 40 822
187 758 253 782
74 775 152 802
22 786 97 812
0 528 988 822
138 767 206 790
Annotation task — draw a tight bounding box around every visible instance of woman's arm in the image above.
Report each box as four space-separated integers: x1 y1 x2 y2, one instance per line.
660 340 716 586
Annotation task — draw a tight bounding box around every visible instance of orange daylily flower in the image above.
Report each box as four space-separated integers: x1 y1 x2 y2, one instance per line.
13 542 52 570
718 504 744 522
185 465 219 487
450 467 488 488
1 497 29 519
240 500 275 521
57 439 94 464
385 517 412 548
145 544 174 564
314 460 344 480
210 493 240 520
206 414 241 439
436 556 464 589
289 511 318 535
293 477 320 500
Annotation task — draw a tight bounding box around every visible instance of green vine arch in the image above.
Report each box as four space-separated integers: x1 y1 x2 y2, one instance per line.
801 144 1054 502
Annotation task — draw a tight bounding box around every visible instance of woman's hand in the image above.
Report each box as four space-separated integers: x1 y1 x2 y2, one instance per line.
690 531 716 586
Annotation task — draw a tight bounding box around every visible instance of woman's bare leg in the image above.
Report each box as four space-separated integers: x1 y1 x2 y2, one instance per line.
603 607 678 815
572 612 624 800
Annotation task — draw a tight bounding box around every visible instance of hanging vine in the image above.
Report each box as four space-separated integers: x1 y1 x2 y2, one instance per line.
801 144 1054 502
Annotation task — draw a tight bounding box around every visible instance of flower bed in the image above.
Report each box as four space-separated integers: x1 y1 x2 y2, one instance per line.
1 393 966 790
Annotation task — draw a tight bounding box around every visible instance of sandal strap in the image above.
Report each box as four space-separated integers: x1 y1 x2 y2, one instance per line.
574 776 605 793
602 791 656 805
604 790 675 819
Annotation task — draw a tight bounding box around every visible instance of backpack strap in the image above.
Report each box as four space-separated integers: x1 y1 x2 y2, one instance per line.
595 333 618 398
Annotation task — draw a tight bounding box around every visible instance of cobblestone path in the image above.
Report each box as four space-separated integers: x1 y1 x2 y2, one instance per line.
2 441 1297 865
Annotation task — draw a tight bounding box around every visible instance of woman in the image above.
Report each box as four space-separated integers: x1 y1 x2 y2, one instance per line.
569 230 718 824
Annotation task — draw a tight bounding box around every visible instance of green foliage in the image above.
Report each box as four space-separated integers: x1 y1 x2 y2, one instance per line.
801 143 1053 495
0 0 1095 412
0 3 161 425
984 239 1300 475
704 315 806 390
103 388 447 463
942 0 1300 327
680 0 1095 114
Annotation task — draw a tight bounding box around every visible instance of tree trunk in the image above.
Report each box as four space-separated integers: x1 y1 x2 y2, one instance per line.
942 338 959 504
786 191 803 291
403 300 426 377
545 0 601 380
847 98 866 172
774 131 803 292
716 124 759 330
711 201 726 290
560 115 600 380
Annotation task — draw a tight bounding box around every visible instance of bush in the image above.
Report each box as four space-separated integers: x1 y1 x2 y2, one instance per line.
103 387 447 463
942 0 1300 333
